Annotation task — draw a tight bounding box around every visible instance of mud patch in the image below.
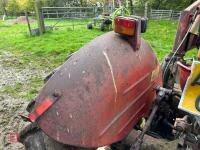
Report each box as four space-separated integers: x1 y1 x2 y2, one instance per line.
6 16 36 25
0 95 28 150
0 52 47 89
0 51 49 150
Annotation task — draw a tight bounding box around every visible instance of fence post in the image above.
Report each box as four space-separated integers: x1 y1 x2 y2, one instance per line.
35 0 45 35
25 11 32 36
57 10 59 19
144 2 148 18
93 7 96 17
170 10 173 20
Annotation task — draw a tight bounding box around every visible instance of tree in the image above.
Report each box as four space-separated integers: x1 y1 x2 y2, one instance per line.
0 0 8 15
6 0 19 14
135 0 196 10
126 0 134 14
41 0 56 7
16 0 34 11
5 0 34 14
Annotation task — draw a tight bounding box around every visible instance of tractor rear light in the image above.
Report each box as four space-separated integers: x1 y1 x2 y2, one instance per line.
28 98 55 122
114 16 136 36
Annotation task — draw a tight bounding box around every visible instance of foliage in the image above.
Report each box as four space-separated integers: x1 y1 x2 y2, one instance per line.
0 0 7 14
3 0 35 14
6 0 19 14
1 0 199 15
112 6 130 19
16 0 34 11
135 0 196 10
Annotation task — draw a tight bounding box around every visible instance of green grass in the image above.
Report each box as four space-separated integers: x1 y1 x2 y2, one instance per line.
0 19 104 69
143 20 178 61
0 19 197 100
0 19 181 67
0 76 43 99
0 19 197 64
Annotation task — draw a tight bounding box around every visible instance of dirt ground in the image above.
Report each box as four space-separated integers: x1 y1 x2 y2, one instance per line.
0 51 179 150
6 16 36 25
0 51 48 150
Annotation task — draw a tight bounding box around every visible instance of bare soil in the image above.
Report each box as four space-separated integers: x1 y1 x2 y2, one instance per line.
0 51 48 150
6 16 36 25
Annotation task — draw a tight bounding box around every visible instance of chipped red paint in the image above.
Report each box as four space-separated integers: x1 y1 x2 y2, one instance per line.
33 32 162 148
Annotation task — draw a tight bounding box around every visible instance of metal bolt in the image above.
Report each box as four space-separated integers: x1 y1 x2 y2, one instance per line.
53 89 62 98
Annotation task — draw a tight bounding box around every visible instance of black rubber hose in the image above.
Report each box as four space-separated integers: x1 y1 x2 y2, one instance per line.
195 95 200 112
162 60 171 88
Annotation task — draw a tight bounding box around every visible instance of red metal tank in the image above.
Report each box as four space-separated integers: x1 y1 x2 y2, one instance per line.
33 31 162 148
177 62 191 90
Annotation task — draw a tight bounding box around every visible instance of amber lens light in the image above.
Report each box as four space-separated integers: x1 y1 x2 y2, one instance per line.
114 17 136 36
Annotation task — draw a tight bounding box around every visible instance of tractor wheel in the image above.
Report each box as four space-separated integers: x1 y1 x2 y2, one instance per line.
87 23 93 29
100 23 105 31
20 124 94 150
20 124 67 150
141 18 148 33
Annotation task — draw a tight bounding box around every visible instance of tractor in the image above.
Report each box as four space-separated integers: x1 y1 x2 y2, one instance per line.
12 0 200 150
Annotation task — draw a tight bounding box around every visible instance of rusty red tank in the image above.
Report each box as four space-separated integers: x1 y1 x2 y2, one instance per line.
28 30 163 148
16 2 200 149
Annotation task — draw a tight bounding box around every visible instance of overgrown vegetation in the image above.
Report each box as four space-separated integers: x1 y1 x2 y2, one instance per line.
0 0 196 16
135 0 196 10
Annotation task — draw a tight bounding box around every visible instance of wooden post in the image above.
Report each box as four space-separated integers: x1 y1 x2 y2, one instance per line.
35 0 45 35
57 10 59 19
144 2 148 18
25 11 32 36
170 10 173 20
112 0 115 11
72 19 74 30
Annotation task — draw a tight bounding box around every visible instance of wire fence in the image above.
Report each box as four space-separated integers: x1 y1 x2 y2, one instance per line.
41 6 148 20
39 6 147 29
1 7 182 21
42 7 99 19
1 7 182 33
150 9 181 20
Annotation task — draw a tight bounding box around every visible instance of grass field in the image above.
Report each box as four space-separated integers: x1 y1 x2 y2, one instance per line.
0 19 195 100
0 19 179 68
0 19 104 69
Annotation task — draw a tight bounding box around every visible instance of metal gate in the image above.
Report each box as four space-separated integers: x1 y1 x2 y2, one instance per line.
42 7 97 19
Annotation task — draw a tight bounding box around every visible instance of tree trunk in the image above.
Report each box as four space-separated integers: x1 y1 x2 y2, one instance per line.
3 7 7 16
128 0 134 15
155 0 162 9
35 0 45 35
1 0 7 16
25 11 32 36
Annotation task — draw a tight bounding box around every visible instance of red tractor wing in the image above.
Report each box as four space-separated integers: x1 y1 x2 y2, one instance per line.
32 32 162 148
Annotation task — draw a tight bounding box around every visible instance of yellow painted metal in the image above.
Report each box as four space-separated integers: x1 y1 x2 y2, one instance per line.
179 61 200 116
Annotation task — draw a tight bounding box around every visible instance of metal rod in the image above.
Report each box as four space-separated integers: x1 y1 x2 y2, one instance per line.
130 105 159 150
